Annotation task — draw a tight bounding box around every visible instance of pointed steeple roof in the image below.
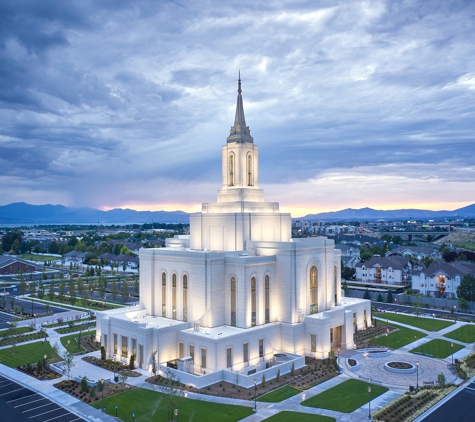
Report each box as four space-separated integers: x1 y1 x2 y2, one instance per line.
228 71 253 143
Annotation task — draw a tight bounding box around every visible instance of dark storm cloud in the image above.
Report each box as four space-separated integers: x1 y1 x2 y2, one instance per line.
0 0 474 211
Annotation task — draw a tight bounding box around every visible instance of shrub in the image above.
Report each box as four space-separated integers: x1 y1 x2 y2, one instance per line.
36 359 43 374
89 387 96 397
80 377 89 393
100 346 106 360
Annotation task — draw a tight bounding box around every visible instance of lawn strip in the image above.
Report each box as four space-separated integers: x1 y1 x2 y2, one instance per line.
410 339 465 359
257 385 301 402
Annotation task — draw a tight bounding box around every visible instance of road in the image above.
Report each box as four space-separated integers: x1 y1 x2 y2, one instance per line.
374 302 475 321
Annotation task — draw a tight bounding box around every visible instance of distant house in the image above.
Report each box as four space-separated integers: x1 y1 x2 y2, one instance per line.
355 256 424 286
336 244 360 258
63 251 87 263
0 256 37 275
387 246 442 261
412 262 475 298
342 256 360 269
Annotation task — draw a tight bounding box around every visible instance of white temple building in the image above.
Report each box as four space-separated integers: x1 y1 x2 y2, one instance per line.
96 76 371 387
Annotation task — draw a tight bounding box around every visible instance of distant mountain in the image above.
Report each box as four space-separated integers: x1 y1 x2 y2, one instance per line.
0 202 189 224
298 203 475 220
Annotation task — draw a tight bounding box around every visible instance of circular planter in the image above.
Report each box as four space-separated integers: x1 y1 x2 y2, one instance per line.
384 361 416 374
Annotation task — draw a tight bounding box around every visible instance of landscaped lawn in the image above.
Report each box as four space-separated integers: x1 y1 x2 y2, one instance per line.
91 387 254 422
31 296 123 311
0 326 31 334
60 330 95 352
444 325 475 343
301 379 388 413
376 313 454 331
257 385 301 402
410 339 465 358
19 254 60 262
263 411 335 421
371 322 427 349
0 341 55 367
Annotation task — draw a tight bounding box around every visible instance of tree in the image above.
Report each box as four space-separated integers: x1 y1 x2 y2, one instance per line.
261 373 266 388
341 266 356 280
97 276 106 298
457 274 475 302
2 230 23 253
387 290 393 303
19 274 27 296
101 346 107 360
392 235 403 245
7 320 18 354
413 294 422 317
159 368 184 421
48 241 59 254
38 281 45 299
80 376 89 393
36 359 44 374
120 280 129 302
58 277 66 303
111 280 118 300
360 246 373 262
119 372 129 391
151 351 158 376
377 293 383 302
62 350 75 380
342 281 349 296
363 289 371 300
437 373 446 387
29 280 37 297
133 279 139 294
0 296 5 309
48 279 55 301
68 279 77 306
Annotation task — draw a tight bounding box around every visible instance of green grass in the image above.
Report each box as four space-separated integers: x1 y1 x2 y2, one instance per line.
60 330 95 352
452 242 475 251
91 387 254 422
30 296 122 311
301 379 388 413
444 325 475 343
371 322 427 349
0 326 31 334
257 385 301 402
376 313 454 331
410 339 465 358
263 411 335 421
0 341 55 367
19 254 59 262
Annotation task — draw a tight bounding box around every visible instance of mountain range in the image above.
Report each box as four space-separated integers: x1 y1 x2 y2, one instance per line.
0 202 474 225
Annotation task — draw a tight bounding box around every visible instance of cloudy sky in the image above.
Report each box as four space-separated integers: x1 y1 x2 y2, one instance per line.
1 0 474 218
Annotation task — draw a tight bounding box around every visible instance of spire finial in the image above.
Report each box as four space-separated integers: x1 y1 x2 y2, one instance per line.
238 70 242 95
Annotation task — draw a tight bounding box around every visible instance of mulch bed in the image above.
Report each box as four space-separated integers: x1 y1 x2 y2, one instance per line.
54 379 134 404
82 356 142 377
354 323 397 348
146 357 339 400
17 362 62 381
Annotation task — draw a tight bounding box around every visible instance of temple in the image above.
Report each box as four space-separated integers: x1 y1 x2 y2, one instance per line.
96 76 371 388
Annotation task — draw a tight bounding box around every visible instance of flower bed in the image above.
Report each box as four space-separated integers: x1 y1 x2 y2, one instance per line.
384 361 416 374
82 356 142 377
54 379 134 404
0 331 48 347
373 386 456 422
17 362 62 381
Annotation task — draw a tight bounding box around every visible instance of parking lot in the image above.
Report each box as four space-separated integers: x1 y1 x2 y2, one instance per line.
421 380 475 422
0 375 85 422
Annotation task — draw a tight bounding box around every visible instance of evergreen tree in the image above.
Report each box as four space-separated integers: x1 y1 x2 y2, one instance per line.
111 280 119 300
19 273 27 296
120 279 129 302
387 289 393 303
363 289 371 300
48 279 55 301
68 278 77 306
58 277 66 304
38 281 45 299
377 293 383 302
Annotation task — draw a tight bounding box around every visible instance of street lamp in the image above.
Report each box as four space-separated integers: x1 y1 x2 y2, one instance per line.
67 340 70 352
174 408 178 421
253 378 257 411
367 386 372 419
100 379 105 412
115 404 118 417
337 347 340 371
416 361 419 389
432 313 435 331
451 343 454 366
43 354 47 381
132 412 135 422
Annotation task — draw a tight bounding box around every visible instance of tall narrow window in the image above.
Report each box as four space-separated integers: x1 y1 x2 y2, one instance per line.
311 334 316 352
189 345 194 361
353 312 357 333
259 339 264 358
226 347 232 368
265 275 270 323
113 333 118 355
183 275 188 322
132 338 137 357
229 154 234 186
178 342 184 358
231 277 237 326
121 336 128 357
330 328 334 344
251 276 256 326
334 266 338 304
172 273 177 319
201 348 206 369
247 154 253 186
243 343 249 364
310 266 318 314
162 272 167 317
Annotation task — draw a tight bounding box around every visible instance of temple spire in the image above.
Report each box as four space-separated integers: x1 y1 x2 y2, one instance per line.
229 72 252 142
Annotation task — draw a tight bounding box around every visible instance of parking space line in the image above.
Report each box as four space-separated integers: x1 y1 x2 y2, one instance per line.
0 387 24 396
67 418 84 422
30 407 64 418
0 380 14 386
15 397 47 407
22 402 56 413
0 379 13 384
8 393 38 403
43 412 73 422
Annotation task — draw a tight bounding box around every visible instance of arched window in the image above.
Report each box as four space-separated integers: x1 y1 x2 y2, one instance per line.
172 273 177 319
334 266 338 305
183 275 188 322
247 153 253 186
265 275 270 323
231 277 236 326
161 272 166 317
251 277 257 326
229 154 234 186
310 266 318 314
